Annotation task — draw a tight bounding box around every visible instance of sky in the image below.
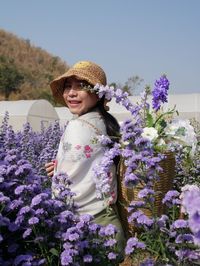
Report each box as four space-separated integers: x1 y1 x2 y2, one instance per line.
0 0 200 94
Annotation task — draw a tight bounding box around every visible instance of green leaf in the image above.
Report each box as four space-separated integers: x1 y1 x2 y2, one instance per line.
146 113 154 127
49 248 59 257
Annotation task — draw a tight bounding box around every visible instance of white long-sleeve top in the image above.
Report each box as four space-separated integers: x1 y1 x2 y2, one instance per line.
53 110 117 215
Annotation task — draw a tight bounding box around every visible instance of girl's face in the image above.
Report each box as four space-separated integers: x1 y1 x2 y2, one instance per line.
62 77 99 116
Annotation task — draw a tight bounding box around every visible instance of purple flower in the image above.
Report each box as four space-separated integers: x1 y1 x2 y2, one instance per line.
175 233 194 244
104 239 117 247
107 252 117 260
79 214 93 223
14 185 26 195
157 215 169 228
60 250 73 265
162 190 180 207
83 254 93 262
171 219 188 230
125 237 145 255
124 172 139 187
175 249 200 261
23 228 32 239
28 217 39 225
19 206 31 215
152 75 170 111
31 193 48 207
140 258 155 266
138 188 155 199
137 213 153 227
128 200 145 213
95 84 115 100
14 254 33 265
62 227 80 241
104 224 117 236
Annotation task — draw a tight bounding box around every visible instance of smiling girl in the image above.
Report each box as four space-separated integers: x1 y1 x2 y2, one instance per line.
45 61 125 253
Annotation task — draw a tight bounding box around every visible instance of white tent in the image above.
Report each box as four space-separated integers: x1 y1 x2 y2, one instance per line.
0 99 59 132
108 93 200 123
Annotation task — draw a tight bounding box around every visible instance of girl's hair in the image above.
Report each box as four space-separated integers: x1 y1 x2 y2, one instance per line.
96 97 120 141
94 97 120 166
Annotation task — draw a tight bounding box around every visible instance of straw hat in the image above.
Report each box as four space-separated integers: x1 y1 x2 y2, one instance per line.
50 61 107 106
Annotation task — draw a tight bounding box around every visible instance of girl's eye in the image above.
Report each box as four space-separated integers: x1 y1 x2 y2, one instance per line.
64 83 71 90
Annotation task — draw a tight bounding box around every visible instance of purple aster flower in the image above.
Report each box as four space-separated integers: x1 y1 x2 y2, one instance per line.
79 213 93 223
28 217 39 225
175 249 200 261
175 233 194 244
162 190 180 207
14 254 33 265
83 254 93 262
62 227 80 241
157 214 169 228
125 237 145 255
14 185 26 195
31 193 48 207
35 208 45 215
136 213 153 227
140 258 155 266
8 199 23 210
104 224 117 236
124 172 139 187
23 228 32 239
171 219 188 230
138 188 155 199
107 252 117 260
61 250 73 265
88 223 100 233
19 206 31 215
95 84 115 100
128 210 144 223
104 238 117 247
152 75 170 111
127 200 145 212
96 135 112 146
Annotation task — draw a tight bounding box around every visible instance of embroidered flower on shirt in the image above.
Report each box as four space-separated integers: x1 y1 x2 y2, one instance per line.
63 142 72 151
75 144 82 150
84 145 93 158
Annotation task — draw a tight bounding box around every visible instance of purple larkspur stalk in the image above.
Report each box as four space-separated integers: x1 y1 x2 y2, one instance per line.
152 75 170 111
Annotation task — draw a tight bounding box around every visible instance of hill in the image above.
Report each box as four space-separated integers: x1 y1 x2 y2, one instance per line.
0 29 69 105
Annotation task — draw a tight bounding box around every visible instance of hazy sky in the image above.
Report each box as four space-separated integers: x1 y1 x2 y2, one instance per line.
0 0 200 94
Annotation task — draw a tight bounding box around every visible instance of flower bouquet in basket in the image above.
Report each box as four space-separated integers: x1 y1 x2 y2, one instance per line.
93 76 199 265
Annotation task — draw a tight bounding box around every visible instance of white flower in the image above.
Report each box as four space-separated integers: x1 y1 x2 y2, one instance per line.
157 138 166 146
141 127 158 141
164 118 197 156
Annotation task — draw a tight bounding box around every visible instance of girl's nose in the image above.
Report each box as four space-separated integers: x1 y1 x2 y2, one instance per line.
68 87 78 95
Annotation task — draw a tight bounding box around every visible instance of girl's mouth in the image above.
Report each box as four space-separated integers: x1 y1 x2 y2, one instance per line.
68 100 81 105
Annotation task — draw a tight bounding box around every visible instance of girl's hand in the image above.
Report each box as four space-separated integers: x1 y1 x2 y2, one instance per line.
45 160 57 177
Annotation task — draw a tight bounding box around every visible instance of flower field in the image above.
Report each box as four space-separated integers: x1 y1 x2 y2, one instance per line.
1 76 200 265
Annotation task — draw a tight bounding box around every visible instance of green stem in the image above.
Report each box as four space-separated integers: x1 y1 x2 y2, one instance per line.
153 106 176 127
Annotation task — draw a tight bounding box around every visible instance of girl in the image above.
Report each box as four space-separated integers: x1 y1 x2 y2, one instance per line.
45 60 125 251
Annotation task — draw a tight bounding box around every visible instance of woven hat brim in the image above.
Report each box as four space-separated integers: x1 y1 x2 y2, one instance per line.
50 69 106 106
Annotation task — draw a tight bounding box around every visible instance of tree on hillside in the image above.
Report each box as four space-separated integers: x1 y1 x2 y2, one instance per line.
0 56 24 100
123 75 144 95
110 76 144 96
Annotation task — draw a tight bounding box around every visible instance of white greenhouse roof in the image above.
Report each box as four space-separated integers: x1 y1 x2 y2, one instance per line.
55 107 73 127
0 100 59 131
108 93 200 123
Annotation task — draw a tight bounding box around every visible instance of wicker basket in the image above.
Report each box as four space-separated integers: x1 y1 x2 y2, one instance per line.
117 152 175 236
